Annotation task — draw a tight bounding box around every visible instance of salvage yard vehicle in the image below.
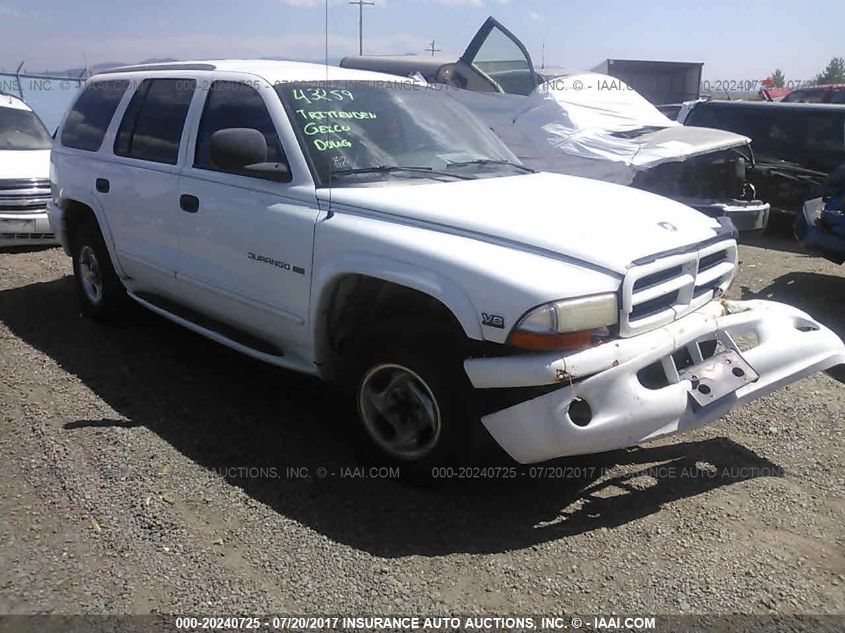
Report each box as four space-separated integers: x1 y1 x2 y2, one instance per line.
341 17 771 231
679 100 845 215
782 83 845 104
795 165 845 264
0 91 56 247
48 61 845 471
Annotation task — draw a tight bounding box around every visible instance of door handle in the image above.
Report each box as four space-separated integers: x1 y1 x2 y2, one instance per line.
95 178 110 193
180 194 199 213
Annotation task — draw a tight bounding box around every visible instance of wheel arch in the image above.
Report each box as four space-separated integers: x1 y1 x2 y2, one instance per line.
311 255 484 380
59 194 126 278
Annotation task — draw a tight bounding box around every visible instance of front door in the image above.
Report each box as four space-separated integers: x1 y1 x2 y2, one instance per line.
177 80 320 349
459 17 540 96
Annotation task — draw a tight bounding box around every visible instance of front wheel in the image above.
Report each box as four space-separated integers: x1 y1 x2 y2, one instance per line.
71 221 127 321
343 331 483 478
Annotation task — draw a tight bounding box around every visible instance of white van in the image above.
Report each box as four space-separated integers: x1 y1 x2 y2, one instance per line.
0 91 55 246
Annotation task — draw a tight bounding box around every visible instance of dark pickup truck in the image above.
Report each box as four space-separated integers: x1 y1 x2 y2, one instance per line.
680 100 845 215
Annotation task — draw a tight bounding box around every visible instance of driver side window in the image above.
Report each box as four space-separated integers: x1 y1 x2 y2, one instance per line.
470 25 538 96
194 81 290 181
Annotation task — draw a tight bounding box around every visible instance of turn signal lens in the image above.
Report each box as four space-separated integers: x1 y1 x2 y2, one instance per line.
507 330 594 351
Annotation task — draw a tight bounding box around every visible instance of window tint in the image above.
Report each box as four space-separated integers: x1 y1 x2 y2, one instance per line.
61 80 128 151
115 79 195 164
194 81 288 179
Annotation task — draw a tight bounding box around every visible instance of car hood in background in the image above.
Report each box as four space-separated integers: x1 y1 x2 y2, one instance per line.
448 78 751 185
321 171 726 274
0 149 50 180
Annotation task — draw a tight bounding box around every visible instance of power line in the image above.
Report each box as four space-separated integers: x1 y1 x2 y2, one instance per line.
425 40 442 57
349 0 375 56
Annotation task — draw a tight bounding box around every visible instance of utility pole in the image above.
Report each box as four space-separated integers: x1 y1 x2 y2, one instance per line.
425 40 442 57
349 0 374 56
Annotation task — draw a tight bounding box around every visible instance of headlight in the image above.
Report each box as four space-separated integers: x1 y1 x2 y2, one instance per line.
508 293 618 351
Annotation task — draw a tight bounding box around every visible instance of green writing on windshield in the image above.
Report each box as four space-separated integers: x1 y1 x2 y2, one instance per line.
292 88 355 104
295 110 378 121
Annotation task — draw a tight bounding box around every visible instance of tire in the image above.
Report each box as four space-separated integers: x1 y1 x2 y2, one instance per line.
341 322 485 480
70 220 127 321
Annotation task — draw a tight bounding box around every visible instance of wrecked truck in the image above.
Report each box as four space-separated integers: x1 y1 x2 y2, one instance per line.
341 17 770 231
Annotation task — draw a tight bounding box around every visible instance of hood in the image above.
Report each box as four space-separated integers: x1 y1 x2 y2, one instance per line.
628 125 751 168
0 149 50 180
321 172 727 274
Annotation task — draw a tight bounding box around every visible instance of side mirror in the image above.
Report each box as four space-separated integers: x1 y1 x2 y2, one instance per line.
210 128 267 171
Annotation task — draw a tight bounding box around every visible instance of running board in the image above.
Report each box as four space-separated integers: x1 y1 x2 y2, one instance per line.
128 291 318 376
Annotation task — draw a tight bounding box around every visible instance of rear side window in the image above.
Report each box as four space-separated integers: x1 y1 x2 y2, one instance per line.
61 80 129 151
783 88 824 103
114 79 196 165
194 81 288 180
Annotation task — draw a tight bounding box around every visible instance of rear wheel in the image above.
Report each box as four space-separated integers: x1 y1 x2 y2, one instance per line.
71 221 127 321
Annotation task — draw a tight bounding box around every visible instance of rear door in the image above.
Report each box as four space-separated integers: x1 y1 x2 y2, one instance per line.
176 79 320 347
99 77 197 294
458 17 541 96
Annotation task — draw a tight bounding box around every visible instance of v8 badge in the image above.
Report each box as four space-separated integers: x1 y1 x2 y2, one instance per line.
481 313 505 329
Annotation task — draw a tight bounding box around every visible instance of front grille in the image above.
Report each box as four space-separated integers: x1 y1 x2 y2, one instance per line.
0 178 51 214
620 240 737 337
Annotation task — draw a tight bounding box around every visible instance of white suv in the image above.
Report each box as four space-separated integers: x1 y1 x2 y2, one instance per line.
1 91 55 246
47 61 845 472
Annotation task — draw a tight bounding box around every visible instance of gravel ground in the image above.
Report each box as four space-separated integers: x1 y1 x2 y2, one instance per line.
0 226 843 618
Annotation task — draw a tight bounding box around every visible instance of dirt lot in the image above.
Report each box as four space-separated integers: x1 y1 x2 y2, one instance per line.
0 227 843 618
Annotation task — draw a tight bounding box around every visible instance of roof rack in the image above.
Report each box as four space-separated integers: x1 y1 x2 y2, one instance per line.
98 63 217 75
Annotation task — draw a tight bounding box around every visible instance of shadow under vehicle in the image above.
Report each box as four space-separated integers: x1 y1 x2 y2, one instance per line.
0 275 791 556
342 17 770 231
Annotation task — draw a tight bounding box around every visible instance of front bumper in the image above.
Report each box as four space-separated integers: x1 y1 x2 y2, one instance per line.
684 198 770 232
465 300 844 464
0 211 58 247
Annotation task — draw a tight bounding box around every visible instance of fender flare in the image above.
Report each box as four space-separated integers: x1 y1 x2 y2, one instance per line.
311 252 484 356
58 189 127 278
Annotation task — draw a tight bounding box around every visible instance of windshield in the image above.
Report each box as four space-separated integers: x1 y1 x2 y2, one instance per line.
0 106 52 150
276 81 525 186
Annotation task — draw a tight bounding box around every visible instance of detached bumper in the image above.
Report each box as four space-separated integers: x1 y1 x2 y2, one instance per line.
465 300 844 464
684 199 770 232
0 211 58 247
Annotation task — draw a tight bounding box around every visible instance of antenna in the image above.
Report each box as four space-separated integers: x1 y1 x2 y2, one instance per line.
349 0 374 56
541 40 545 70
425 40 441 57
15 61 24 99
325 0 334 218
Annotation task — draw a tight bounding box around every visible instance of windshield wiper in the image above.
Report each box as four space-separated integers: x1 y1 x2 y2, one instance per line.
331 165 474 180
445 159 535 173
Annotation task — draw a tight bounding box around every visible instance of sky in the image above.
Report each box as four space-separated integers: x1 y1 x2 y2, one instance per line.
0 0 842 82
